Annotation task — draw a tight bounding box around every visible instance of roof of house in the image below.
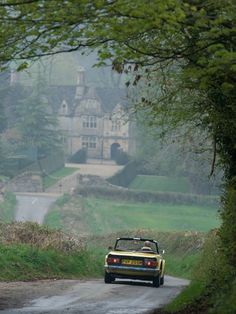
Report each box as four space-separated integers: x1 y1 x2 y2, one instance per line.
47 85 128 114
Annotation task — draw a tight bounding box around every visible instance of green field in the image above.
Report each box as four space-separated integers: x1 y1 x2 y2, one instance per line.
43 167 79 189
45 196 220 235
129 175 190 193
84 198 219 234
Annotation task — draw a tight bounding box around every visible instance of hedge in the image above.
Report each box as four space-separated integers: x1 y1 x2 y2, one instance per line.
75 185 219 207
107 160 141 187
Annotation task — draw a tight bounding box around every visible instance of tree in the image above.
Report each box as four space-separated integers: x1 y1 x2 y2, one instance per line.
134 111 223 194
0 0 236 298
16 72 62 176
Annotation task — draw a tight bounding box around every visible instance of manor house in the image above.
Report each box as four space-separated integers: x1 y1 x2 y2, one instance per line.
54 66 134 160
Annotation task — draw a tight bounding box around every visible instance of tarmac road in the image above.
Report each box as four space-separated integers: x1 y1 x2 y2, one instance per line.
11 188 189 313
0 277 189 314
15 194 58 224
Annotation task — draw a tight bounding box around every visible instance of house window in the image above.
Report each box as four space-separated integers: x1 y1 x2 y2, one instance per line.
111 120 121 131
82 116 89 128
89 136 97 148
82 136 97 148
82 116 97 128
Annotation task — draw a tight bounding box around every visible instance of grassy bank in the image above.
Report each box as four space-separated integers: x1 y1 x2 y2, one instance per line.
0 222 103 281
44 195 220 235
43 167 78 189
0 244 103 281
0 192 17 223
0 222 205 282
154 231 236 314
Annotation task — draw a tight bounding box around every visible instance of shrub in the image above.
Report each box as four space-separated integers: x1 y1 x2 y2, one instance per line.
69 148 87 164
0 222 84 253
107 160 141 187
114 150 129 165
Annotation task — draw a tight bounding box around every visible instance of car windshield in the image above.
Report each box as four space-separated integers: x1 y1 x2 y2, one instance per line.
115 239 158 253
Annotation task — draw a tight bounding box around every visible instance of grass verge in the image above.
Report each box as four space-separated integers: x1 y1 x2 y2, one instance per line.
43 167 78 189
163 281 207 313
43 194 71 229
154 230 236 314
0 222 104 281
164 253 201 279
0 244 103 281
0 192 17 223
1 221 205 282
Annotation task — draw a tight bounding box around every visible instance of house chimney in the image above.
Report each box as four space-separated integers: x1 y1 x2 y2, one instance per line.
75 66 85 99
10 69 17 86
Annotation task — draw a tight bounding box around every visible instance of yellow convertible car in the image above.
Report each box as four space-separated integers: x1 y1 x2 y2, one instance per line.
104 237 165 287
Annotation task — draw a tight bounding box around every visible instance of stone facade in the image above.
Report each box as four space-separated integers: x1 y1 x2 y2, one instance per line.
56 67 134 160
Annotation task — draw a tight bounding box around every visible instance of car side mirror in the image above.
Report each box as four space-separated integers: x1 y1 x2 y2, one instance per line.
108 246 113 250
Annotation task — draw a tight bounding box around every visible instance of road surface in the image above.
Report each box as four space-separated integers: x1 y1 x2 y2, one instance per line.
15 194 58 224
0 276 189 314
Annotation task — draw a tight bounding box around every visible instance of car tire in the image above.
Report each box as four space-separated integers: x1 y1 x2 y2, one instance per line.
153 274 160 288
160 275 164 285
104 272 113 284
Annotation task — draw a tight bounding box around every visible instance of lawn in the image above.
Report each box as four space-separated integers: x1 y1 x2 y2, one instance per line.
129 175 190 193
43 167 79 189
49 196 220 236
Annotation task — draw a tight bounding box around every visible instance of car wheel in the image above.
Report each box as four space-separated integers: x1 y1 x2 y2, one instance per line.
160 275 164 285
104 272 113 284
153 274 160 288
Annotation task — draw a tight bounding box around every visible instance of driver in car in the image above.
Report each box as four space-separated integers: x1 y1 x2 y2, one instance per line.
141 241 153 251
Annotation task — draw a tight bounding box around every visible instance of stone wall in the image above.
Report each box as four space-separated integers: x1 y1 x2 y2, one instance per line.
7 172 43 193
77 174 111 187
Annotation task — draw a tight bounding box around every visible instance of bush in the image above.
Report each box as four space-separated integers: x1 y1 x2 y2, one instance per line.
163 230 235 314
0 222 84 253
69 148 87 164
107 160 141 187
114 150 129 165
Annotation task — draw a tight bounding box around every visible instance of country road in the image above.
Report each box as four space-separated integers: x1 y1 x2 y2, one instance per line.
8 164 190 314
0 277 189 314
14 162 123 223
15 161 123 224
15 194 58 224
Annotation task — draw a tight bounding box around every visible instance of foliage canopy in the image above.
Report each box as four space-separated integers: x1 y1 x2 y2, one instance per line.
0 0 236 279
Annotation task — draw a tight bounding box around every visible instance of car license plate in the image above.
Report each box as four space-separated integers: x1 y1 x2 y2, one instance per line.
122 259 143 266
